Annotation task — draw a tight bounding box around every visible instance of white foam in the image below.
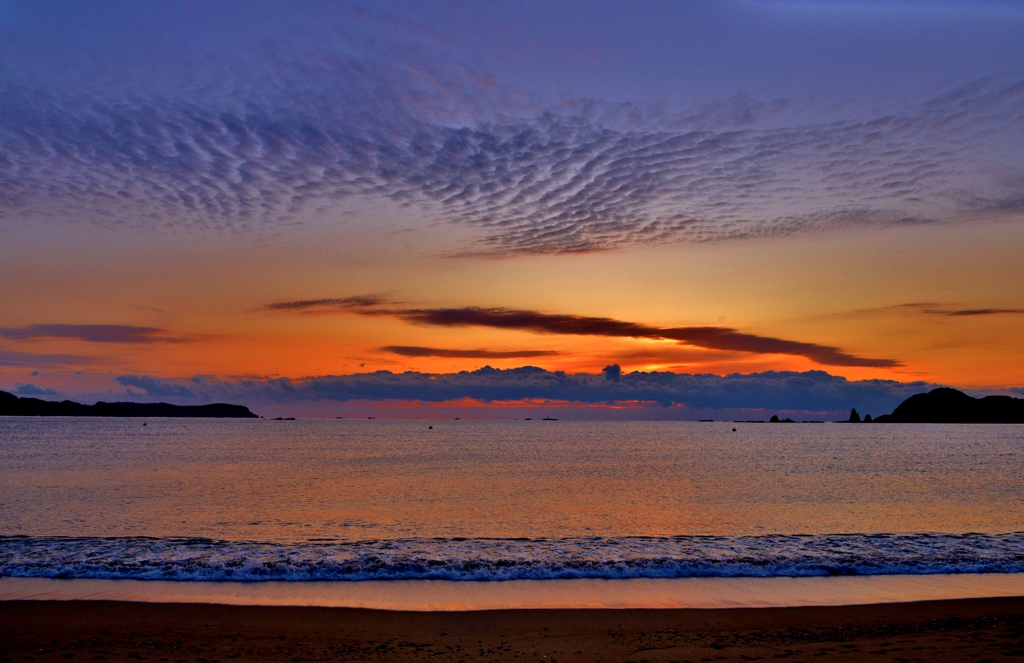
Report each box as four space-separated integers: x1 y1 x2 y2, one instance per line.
4 533 1023 581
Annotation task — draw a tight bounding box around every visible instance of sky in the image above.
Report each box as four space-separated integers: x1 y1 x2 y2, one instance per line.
1 0 1023 418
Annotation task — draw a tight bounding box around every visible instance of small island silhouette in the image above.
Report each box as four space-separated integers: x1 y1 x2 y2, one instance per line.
0 391 258 418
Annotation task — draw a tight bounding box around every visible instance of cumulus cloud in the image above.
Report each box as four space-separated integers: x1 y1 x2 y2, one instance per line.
381 346 559 359
115 375 197 399
11 383 62 397
109 367 938 416
1 13 1021 256
0 325 180 344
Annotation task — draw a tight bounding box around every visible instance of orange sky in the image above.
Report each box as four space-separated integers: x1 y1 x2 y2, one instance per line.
3 218 1023 398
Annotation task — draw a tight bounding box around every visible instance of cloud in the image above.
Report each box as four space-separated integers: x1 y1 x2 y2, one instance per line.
260 298 898 367
0 324 181 344
12 383 61 397
114 375 197 399
0 350 95 367
845 302 1024 319
933 308 1024 317
381 346 559 359
370 307 898 368
1 9 1021 257
108 368 940 416
261 295 388 313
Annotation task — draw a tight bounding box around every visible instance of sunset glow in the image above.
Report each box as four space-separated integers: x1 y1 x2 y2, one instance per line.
2 1 1022 419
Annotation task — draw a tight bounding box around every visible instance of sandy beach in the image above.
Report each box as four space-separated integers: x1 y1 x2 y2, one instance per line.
2 598 1022 663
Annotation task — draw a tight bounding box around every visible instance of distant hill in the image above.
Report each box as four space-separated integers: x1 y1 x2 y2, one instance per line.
0 391 259 418
873 387 1024 423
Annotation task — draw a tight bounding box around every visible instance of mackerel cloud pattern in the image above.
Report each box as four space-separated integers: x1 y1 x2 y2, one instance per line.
2 4 1022 255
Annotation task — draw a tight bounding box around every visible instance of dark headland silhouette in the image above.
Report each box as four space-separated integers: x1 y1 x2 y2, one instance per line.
0 390 258 418
763 387 1022 425
861 388 1024 424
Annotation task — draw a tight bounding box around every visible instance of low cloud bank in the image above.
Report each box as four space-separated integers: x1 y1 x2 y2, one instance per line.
111 367 938 418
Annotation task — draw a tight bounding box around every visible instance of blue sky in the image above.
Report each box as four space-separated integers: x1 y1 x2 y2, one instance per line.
4 0 1022 251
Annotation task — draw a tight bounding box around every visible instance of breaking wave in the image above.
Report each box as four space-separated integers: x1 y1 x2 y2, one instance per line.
2 533 1023 582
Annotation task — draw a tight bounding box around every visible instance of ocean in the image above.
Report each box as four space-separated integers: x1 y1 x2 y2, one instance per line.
1 418 1022 608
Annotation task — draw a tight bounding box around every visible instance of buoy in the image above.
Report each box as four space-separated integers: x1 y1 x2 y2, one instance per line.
732 427 737 431
428 425 433 429
143 422 147 427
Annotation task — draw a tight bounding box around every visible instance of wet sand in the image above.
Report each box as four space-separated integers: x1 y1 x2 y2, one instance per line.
5 575 1024 610
2 598 1023 663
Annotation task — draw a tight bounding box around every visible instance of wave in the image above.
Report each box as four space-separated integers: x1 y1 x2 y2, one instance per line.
1 534 1022 582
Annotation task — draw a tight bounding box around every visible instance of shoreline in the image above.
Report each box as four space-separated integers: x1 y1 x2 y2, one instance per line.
2 597 1022 662
3 573 1024 610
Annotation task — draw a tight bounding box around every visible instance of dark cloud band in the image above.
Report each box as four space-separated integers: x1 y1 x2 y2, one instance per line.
259 296 896 367
261 296 388 312
378 307 898 368
937 308 1024 317
381 345 559 359
0 324 177 344
871 304 1024 317
0 350 95 367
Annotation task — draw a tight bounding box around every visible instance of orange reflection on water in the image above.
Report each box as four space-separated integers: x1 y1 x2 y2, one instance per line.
372 397 662 410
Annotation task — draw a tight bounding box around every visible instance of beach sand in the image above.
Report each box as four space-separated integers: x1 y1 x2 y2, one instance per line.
2 598 1022 662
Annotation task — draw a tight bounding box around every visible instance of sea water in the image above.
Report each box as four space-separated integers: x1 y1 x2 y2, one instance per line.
1 418 1022 607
